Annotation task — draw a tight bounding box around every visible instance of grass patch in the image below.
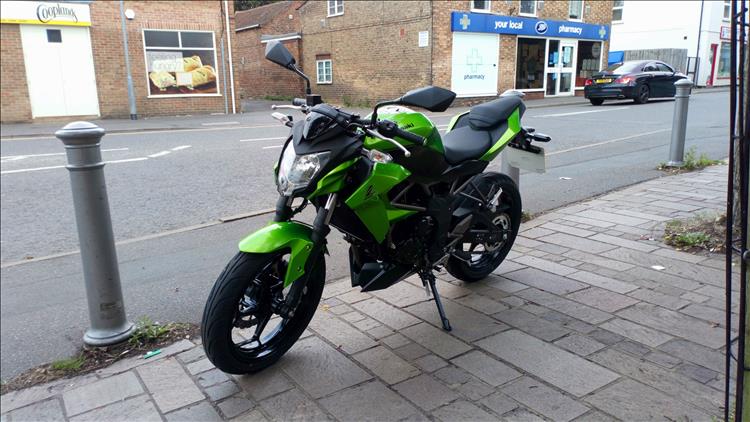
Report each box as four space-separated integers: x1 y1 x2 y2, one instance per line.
0 318 198 395
663 212 726 253
262 94 294 101
521 211 535 223
658 147 723 173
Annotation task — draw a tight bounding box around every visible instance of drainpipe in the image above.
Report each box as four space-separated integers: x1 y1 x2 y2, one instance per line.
224 0 237 114
119 0 137 120
694 0 704 84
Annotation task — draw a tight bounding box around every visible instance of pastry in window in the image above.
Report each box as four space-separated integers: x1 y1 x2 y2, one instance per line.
183 55 203 72
149 71 176 90
188 65 216 88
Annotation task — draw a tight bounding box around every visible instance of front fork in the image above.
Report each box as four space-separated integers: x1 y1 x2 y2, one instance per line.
274 193 337 318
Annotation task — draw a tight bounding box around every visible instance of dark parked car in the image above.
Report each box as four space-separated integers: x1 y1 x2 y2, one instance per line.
584 60 687 105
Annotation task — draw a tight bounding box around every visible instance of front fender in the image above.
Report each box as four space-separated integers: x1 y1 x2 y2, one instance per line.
238 222 313 287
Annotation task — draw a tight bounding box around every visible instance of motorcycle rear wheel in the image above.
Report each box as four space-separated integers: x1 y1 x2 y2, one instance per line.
201 252 325 374
446 173 521 282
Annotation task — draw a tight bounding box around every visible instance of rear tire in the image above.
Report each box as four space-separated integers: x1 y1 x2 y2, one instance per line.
446 173 522 282
201 252 325 374
589 98 604 106
634 84 650 104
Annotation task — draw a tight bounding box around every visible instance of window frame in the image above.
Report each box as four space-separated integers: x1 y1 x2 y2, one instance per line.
142 28 221 98
327 0 344 17
518 0 537 17
723 0 731 21
471 0 491 13
612 0 624 23
568 0 583 21
316 59 333 84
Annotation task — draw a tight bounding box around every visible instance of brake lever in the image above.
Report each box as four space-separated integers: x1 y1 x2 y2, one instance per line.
364 128 411 157
272 104 308 113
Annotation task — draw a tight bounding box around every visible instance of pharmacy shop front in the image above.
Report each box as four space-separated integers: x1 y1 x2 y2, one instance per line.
450 12 610 98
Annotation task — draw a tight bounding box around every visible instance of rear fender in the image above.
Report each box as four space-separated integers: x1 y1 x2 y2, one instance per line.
238 222 313 287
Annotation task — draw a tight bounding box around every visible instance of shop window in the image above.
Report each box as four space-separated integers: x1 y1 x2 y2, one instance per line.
317 59 332 84
575 40 602 87
519 0 536 16
143 29 219 97
516 38 545 90
723 0 731 20
472 0 491 12
612 0 624 22
569 0 583 20
718 42 731 78
327 0 344 17
46 29 62 43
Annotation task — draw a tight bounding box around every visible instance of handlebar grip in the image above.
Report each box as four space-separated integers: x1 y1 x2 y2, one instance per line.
394 127 426 145
292 98 307 106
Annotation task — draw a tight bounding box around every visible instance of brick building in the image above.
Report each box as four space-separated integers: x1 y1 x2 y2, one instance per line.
239 0 613 103
0 0 240 123
235 1 304 100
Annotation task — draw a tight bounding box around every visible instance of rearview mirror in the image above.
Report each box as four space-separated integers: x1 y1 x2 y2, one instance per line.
396 86 457 112
265 40 295 69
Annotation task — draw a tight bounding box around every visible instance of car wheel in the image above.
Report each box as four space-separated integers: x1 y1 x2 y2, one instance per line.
589 99 604 106
634 85 650 104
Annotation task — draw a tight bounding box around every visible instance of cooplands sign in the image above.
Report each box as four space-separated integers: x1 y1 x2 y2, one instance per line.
1 1 91 27
451 12 609 41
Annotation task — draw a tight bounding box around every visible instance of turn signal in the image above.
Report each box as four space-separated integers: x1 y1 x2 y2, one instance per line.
615 76 635 85
585 79 593 86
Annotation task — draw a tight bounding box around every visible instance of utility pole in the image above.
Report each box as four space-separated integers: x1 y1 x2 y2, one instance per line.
120 0 137 120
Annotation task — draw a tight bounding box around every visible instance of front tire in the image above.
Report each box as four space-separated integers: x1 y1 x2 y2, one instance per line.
589 98 604 106
446 173 522 282
201 252 325 374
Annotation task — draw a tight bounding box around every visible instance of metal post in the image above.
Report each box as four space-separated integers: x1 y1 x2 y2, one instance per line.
501 153 520 188
56 122 134 346
120 0 137 120
667 79 694 167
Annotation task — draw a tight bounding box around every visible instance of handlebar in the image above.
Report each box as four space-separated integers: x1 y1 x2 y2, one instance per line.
376 120 425 145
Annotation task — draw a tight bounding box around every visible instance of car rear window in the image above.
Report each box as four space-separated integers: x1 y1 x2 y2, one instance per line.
604 62 644 74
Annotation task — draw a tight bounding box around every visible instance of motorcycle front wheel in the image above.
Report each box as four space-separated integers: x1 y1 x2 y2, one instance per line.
201 252 325 374
446 173 521 282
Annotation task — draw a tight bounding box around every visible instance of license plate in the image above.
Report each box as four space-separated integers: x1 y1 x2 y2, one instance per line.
505 145 546 173
595 78 612 84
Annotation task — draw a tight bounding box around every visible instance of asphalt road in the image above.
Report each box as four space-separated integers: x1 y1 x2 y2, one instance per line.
1 91 729 264
0 91 730 378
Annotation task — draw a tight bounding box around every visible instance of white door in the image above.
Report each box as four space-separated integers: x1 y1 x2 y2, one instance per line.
20 25 100 118
544 39 576 97
451 32 499 97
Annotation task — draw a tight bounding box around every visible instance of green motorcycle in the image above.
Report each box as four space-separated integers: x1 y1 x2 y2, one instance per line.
201 41 550 374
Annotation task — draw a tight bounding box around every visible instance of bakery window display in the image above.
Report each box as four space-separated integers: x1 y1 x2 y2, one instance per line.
143 29 220 97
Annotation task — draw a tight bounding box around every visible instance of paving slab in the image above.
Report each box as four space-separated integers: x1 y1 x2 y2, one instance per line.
566 287 639 312
479 391 518 416
413 354 448 372
353 298 421 330
511 255 579 277
584 379 712 421
62 371 144 416
279 336 371 399
400 323 472 359
260 388 331 422
432 400 497 422
9 398 65 422
492 308 570 341
372 281 430 307
503 268 586 295
454 293 509 315
617 303 725 348
476 330 619 397
353 346 420 385
405 300 507 342
138 357 205 413
565 269 637 293
553 334 605 356
450 350 521 387
69 395 161 422
205 381 241 402
217 396 254 419
319 381 421 421
658 339 725 372
393 374 459 411
538 232 617 254
165 401 223 422
627 288 690 310
502 377 588 422
599 318 673 347
309 309 377 354
234 370 293 401
516 288 612 324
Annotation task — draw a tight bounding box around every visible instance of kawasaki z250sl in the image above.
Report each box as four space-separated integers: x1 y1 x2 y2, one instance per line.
201 41 550 373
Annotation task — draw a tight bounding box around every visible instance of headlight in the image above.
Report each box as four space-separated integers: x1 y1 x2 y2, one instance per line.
276 143 330 196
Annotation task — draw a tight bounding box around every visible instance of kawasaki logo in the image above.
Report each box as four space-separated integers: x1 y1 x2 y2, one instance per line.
365 185 376 199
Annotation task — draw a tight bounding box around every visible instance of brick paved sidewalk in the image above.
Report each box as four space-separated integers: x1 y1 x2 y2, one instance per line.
1 165 734 421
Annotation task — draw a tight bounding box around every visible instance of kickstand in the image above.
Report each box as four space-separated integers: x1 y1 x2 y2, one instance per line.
420 271 452 331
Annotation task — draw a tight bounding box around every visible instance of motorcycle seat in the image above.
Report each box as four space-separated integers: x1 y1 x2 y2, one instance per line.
441 96 525 165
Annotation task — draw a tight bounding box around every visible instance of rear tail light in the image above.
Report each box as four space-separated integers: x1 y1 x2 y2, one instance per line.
585 79 593 86
615 76 635 85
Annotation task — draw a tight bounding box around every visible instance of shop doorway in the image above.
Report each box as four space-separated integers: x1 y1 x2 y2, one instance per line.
545 39 577 97
20 25 100 118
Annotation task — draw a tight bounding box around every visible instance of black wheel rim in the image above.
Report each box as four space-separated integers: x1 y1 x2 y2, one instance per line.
457 183 514 269
640 86 649 102
229 256 306 360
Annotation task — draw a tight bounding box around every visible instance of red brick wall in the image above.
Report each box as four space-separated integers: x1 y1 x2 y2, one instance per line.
299 0 432 105
1 25 32 122
90 0 241 119
235 3 304 99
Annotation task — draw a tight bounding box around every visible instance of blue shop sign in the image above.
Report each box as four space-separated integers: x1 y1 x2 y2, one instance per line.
451 11 609 41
